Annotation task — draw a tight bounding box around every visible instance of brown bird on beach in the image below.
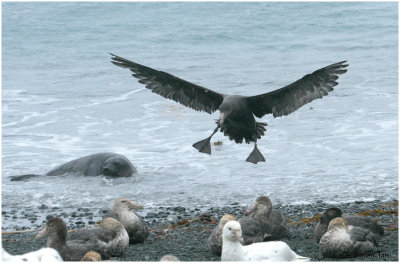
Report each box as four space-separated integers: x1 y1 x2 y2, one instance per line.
111 54 348 163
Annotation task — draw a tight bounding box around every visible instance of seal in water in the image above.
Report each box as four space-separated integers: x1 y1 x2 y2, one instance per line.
10 152 136 181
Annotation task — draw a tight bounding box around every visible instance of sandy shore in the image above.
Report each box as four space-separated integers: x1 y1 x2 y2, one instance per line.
2 200 398 261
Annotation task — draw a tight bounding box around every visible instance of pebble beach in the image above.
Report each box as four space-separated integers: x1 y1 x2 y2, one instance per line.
2 200 398 261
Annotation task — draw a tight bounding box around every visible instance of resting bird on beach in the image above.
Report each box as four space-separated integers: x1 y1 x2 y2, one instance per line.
319 217 378 258
69 217 129 256
35 217 110 261
111 54 348 163
239 196 289 244
2 248 63 262
103 197 149 244
208 214 238 256
221 221 309 261
314 207 384 243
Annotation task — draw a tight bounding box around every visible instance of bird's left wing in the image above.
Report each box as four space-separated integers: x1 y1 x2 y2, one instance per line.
111 54 224 114
349 226 378 246
247 61 348 118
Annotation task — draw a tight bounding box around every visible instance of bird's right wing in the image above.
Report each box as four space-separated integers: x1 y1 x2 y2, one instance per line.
111 54 224 114
247 61 348 118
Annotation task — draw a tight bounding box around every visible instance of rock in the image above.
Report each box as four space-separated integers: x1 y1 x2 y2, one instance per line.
173 206 186 212
167 215 178 223
39 204 48 209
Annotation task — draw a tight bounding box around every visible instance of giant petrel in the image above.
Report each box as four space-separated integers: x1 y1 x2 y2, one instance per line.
111 54 348 164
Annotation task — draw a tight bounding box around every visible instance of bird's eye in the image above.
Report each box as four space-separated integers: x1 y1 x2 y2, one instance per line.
228 227 232 230
121 200 126 203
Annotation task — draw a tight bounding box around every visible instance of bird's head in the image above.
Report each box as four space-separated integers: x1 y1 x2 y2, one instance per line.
113 197 144 212
320 207 342 225
36 217 67 241
244 196 273 219
218 102 233 126
219 214 238 228
223 220 244 244
327 217 348 231
98 217 124 231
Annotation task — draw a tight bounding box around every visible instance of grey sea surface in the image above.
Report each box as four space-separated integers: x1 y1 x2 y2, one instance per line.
2 2 398 230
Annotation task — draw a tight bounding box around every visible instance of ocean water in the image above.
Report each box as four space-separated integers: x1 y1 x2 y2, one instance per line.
2 2 398 229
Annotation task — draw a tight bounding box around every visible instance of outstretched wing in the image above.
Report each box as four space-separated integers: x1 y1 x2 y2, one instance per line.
247 61 348 118
110 54 224 114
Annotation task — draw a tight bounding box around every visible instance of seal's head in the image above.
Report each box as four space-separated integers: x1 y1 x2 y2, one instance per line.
102 155 136 177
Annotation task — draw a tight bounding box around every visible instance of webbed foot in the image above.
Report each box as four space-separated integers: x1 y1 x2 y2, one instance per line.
246 144 265 164
192 137 212 154
193 126 219 155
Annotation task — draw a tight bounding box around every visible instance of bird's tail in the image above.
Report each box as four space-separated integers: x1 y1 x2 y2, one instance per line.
255 122 267 139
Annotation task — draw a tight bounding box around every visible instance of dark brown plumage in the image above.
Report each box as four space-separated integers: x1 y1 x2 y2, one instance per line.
111 54 348 163
35 217 110 261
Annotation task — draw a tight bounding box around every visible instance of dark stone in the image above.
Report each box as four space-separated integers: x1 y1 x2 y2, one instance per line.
146 212 157 218
173 206 186 212
39 204 48 210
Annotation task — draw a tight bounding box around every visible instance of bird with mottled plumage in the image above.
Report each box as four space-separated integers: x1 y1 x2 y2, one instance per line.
110 54 348 164
319 217 378 258
208 214 238 256
68 217 129 257
103 197 149 244
239 196 289 245
314 207 384 243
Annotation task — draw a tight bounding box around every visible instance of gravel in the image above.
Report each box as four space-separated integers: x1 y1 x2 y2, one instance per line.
2 200 398 261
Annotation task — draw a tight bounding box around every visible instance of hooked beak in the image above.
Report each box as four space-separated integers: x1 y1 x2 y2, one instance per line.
219 112 226 126
128 201 144 210
244 202 257 216
236 231 244 244
35 227 48 239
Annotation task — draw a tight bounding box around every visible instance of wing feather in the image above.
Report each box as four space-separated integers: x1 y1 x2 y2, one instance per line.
110 54 224 114
247 61 348 118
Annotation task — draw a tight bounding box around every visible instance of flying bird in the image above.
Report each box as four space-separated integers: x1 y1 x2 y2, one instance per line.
110 54 348 163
